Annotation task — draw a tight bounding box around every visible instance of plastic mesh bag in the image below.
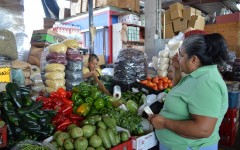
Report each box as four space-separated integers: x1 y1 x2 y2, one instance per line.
65 70 83 80
11 68 25 87
11 139 56 150
66 60 83 71
45 71 65 80
45 79 65 89
114 48 147 84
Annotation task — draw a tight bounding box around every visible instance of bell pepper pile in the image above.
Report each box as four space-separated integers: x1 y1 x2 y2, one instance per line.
36 88 84 131
71 82 113 117
0 83 56 148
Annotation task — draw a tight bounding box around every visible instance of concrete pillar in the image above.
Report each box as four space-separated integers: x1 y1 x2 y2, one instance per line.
145 0 166 61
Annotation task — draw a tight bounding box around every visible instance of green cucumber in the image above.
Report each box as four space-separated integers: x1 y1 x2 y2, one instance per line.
102 116 116 131
97 128 111 149
106 128 117 147
97 121 107 129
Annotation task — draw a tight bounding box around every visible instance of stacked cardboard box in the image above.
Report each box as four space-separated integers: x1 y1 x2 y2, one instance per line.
162 2 205 39
43 18 55 29
68 0 139 17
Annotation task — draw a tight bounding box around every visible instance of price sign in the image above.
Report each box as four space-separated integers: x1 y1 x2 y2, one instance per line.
0 67 11 83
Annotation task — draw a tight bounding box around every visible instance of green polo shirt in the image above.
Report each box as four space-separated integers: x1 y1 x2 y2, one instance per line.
155 65 228 150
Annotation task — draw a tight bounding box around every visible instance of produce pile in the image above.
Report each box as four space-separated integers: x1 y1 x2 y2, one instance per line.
0 83 55 147
140 76 172 91
50 115 130 150
0 78 164 149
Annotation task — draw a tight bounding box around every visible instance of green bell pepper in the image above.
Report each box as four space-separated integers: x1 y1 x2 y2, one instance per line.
72 85 81 93
71 93 84 107
84 97 94 105
91 90 101 100
81 89 90 98
93 98 105 109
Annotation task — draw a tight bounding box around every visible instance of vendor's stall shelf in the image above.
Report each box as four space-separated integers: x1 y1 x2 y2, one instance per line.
112 23 145 63
60 6 125 63
219 108 239 147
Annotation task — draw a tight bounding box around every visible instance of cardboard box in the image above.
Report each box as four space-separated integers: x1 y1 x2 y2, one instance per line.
188 19 205 30
169 2 183 20
70 2 78 16
134 0 140 13
96 0 102 7
59 8 70 20
102 0 118 7
118 14 139 25
76 0 82 14
190 15 205 22
163 9 171 24
170 9 183 20
31 29 67 47
183 7 195 20
118 0 135 11
81 0 88 13
195 9 202 16
173 18 188 32
164 22 174 39
132 132 158 150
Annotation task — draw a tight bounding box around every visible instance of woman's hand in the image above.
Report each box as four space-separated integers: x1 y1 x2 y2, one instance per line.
148 114 166 130
172 53 180 70
84 71 93 79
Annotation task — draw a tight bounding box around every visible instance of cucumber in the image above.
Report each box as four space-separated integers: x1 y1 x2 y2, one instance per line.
106 128 117 147
102 116 116 131
97 121 107 129
97 128 111 149
115 133 121 145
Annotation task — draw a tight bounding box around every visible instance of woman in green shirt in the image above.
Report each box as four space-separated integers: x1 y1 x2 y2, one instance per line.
149 33 229 150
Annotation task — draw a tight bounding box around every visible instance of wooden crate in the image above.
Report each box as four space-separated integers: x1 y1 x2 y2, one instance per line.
204 22 240 57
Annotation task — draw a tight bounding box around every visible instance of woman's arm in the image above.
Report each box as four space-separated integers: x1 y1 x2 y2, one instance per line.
91 72 111 95
149 114 217 139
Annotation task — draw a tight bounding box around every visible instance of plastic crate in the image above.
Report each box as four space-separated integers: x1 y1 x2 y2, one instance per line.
219 126 237 147
220 108 239 132
228 91 240 108
111 138 133 150
0 124 7 148
219 109 239 147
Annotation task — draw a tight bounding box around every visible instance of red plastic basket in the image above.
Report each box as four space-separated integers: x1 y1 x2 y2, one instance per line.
220 108 239 132
111 138 133 150
0 124 7 148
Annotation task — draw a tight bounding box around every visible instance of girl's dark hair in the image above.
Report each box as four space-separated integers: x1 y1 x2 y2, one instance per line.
88 54 99 63
181 33 229 66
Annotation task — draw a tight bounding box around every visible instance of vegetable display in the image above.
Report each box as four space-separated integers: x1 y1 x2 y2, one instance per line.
50 115 130 149
0 83 55 148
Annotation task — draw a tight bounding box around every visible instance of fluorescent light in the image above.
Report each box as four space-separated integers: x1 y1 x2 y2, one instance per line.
237 2 240 10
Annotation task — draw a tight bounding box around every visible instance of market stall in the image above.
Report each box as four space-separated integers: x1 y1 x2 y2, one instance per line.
0 0 239 150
